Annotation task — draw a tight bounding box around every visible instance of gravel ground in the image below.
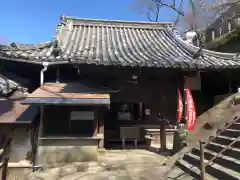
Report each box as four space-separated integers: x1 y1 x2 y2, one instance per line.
27 149 170 180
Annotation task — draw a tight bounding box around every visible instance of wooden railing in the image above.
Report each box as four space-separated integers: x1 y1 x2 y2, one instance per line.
203 116 240 148
1 157 9 180
0 138 12 180
199 116 240 180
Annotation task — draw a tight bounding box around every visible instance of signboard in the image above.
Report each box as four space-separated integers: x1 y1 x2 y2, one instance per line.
118 112 131 120
178 89 183 121
185 88 196 131
70 111 95 120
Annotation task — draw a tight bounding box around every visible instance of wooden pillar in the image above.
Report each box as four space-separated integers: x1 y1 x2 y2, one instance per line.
35 105 44 166
56 68 60 83
159 91 167 151
160 119 166 150
93 108 98 136
98 107 105 148
98 107 105 135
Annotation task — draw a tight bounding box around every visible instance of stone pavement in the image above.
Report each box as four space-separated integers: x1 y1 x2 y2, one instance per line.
27 150 170 180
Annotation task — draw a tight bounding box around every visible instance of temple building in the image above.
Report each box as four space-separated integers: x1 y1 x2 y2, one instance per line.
1 15 240 166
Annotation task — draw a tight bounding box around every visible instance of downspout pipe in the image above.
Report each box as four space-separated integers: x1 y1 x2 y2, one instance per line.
40 62 49 85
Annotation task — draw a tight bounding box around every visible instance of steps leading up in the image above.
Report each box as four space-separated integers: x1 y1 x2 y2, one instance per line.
211 135 240 148
165 93 240 179
173 126 240 179
175 159 216 180
183 152 239 180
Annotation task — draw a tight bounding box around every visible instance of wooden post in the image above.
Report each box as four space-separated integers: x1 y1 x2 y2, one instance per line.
98 107 105 135
98 107 105 148
93 108 99 136
34 105 44 166
199 140 206 180
160 119 166 150
2 157 9 180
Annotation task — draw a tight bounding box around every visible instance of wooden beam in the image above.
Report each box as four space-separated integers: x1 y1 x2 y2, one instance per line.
93 109 98 136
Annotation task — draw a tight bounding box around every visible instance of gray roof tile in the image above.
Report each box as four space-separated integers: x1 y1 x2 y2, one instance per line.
0 74 28 96
1 16 240 69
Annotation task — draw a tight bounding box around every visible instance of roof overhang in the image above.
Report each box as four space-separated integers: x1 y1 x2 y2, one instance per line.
22 83 110 106
23 97 110 105
0 91 39 124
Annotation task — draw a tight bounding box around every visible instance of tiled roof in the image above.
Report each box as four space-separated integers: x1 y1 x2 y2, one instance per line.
1 16 240 69
0 74 28 96
23 83 111 105
0 42 54 64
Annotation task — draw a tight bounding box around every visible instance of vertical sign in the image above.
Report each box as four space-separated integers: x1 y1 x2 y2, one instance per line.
178 89 183 121
185 88 196 131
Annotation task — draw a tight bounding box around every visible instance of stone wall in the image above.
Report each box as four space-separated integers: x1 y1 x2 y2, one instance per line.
38 138 99 167
0 126 32 163
0 167 32 180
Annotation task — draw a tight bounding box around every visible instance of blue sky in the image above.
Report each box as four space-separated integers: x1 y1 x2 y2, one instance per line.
0 0 177 44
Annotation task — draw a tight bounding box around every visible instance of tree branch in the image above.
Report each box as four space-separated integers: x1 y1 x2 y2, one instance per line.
209 0 240 11
156 0 184 16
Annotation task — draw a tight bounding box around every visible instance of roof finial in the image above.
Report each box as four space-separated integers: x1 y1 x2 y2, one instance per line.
60 14 65 22
10 42 19 50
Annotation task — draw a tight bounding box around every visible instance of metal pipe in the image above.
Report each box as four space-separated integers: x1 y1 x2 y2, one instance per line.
40 62 49 85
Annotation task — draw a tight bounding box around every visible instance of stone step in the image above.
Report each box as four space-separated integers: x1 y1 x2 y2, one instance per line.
236 118 240 123
226 122 240 130
191 148 240 173
212 135 240 148
167 165 202 180
183 153 240 180
205 142 240 160
220 129 240 138
176 159 216 180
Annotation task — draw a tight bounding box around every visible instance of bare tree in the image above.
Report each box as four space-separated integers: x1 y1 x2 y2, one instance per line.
131 0 240 31
131 0 185 22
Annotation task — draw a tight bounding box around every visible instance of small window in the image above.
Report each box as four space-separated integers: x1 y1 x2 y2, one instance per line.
211 30 215 40
228 21 232 32
202 34 206 42
196 39 200 47
220 16 224 24
219 27 222 36
70 111 94 120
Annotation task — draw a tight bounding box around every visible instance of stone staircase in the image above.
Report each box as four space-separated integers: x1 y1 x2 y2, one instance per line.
166 94 240 180
175 119 240 180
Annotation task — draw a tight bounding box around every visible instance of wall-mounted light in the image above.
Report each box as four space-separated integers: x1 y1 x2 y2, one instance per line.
132 75 138 84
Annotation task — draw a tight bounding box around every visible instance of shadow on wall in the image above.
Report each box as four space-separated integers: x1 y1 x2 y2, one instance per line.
0 98 14 117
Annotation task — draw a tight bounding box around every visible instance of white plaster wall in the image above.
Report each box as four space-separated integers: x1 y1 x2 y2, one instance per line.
0 127 32 163
10 128 31 163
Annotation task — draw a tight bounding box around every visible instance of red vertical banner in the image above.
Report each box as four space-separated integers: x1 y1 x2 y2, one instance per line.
185 88 196 131
178 89 183 121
